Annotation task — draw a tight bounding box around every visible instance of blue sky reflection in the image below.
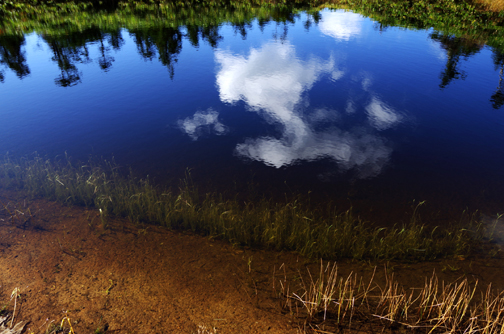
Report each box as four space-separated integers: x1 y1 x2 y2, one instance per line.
211 38 404 178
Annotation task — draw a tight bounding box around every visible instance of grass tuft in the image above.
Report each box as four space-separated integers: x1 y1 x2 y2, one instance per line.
278 261 504 333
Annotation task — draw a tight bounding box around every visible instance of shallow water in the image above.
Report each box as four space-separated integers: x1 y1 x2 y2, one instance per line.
1 9 504 222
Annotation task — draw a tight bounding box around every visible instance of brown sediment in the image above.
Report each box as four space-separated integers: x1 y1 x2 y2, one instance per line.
0 191 503 334
0 191 298 334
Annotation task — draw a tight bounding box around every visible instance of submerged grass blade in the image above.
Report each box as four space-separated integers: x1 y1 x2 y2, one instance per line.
0 154 493 262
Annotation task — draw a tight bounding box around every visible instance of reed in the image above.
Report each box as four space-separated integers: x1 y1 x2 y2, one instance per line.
0 154 493 261
278 261 504 333
291 262 365 325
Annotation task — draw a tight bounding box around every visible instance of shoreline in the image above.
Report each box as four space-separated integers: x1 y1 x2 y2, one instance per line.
1 191 503 333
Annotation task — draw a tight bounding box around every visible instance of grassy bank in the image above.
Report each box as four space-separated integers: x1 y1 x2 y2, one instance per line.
0 154 494 262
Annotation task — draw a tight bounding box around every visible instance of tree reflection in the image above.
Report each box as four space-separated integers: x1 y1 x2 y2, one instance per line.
490 49 504 109
272 23 289 43
156 28 183 79
130 30 156 60
189 25 222 48
130 27 183 79
2 7 504 97
40 28 123 86
90 28 123 72
42 28 119 86
303 11 321 31
44 34 88 87
233 22 252 40
0 24 223 84
97 33 117 72
430 32 483 89
203 26 224 47
0 35 30 81
129 25 223 78
0 7 368 85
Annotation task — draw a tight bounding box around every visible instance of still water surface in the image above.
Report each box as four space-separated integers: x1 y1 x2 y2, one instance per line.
1 10 504 222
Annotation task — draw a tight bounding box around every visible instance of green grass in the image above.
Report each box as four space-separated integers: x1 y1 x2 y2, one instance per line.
0 154 494 261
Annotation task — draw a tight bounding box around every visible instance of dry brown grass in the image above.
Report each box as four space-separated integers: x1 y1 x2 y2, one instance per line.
476 0 504 11
277 261 504 333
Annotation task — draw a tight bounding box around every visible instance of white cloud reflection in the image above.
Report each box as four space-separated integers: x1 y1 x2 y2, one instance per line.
319 11 364 41
365 97 402 130
216 43 334 122
235 129 392 178
214 42 402 178
179 108 227 140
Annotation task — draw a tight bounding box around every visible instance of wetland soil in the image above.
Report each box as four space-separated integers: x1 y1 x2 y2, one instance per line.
0 191 504 334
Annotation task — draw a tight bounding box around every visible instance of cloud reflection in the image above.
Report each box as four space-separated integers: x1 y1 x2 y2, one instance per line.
216 43 334 121
215 42 401 178
319 11 364 41
235 128 392 178
365 97 402 130
179 108 227 140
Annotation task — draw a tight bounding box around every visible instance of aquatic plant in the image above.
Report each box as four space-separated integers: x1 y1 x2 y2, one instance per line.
9 288 20 330
278 261 504 333
0 287 25 334
0 154 494 262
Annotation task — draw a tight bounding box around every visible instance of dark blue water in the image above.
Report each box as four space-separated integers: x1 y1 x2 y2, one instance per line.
1 10 504 222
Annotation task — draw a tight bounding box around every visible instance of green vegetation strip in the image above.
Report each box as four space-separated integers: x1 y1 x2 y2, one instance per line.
324 0 504 50
0 0 503 51
0 155 491 262
0 1 303 35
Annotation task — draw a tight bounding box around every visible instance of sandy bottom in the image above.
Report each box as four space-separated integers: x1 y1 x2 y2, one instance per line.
0 191 504 334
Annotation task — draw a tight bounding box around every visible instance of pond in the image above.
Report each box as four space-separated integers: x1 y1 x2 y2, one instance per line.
1 4 504 224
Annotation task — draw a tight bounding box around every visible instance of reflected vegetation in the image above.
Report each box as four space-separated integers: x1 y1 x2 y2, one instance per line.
44 32 87 87
0 0 502 186
491 50 504 109
0 3 503 113
0 0 504 112
0 0 503 260
0 35 30 82
130 27 184 79
430 32 484 89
